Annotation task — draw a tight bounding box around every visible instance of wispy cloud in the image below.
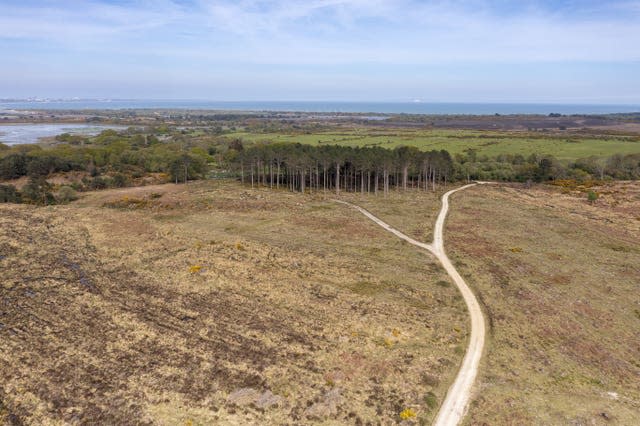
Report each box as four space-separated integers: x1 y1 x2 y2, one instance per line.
0 0 639 100
1 0 639 62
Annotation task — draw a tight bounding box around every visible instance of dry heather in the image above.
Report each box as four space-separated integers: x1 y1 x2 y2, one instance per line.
446 182 640 425
337 187 448 243
0 181 468 425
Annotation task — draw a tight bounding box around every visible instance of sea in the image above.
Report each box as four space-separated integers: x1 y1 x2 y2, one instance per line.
1 100 639 115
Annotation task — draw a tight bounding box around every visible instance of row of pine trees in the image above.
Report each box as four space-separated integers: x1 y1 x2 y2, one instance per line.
233 143 454 195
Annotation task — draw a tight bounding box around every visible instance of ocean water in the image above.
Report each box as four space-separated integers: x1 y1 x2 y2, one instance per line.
1 100 639 115
0 124 125 145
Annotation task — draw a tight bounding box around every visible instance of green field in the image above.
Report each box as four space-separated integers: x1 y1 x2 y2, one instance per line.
226 129 640 160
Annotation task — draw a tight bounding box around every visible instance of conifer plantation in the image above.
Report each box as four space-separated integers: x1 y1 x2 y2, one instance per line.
233 144 454 194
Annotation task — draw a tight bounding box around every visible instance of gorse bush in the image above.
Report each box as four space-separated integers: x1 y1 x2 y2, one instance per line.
0 184 21 203
21 178 55 205
57 186 78 203
399 408 416 420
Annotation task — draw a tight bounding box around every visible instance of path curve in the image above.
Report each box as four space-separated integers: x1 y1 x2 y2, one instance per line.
335 183 486 426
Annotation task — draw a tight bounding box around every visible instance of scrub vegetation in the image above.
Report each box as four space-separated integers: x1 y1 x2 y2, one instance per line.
1 181 468 425
446 182 640 425
2 112 640 205
1 111 639 424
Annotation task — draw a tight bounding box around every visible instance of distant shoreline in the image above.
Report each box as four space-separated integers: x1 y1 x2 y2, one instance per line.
1 100 639 115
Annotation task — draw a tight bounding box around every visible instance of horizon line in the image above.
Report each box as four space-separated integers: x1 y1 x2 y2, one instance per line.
2 98 640 106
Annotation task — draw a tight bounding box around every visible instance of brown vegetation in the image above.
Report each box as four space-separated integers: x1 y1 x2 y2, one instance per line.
446 182 640 425
0 181 468 425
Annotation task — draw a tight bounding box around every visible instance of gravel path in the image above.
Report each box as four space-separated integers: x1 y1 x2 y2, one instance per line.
336 183 486 425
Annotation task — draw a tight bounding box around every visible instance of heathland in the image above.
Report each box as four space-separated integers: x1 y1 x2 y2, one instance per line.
447 182 640 425
2 179 638 424
1 110 639 424
1 181 467 424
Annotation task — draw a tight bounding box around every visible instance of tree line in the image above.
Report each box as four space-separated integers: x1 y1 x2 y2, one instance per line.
1 127 639 205
0 128 212 205
229 143 454 194
229 142 640 194
455 151 640 182
0 129 209 185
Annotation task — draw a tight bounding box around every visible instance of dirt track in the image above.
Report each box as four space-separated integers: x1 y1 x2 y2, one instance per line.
1 181 469 424
338 183 486 426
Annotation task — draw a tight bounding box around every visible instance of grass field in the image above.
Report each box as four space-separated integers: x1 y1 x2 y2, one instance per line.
1 181 468 425
446 182 640 424
226 128 640 160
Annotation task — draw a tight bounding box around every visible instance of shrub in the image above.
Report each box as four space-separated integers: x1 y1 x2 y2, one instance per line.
421 373 439 387
424 392 438 409
112 173 128 188
0 153 27 179
57 186 78 203
103 196 149 209
26 155 60 177
228 139 244 151
70 182 84 191
89 176 109 190
587 190 599 203
0 184 21 203
21 177 55 205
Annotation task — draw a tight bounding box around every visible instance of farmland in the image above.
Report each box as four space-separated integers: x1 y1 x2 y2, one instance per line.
226 128 640 160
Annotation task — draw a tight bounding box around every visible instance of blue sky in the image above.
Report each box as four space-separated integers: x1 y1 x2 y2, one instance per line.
1 0 639 102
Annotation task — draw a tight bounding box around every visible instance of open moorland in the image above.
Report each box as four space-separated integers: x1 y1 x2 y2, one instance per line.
1 181 471 425
2 178 639 425
446 182 640 425
1 111 640 425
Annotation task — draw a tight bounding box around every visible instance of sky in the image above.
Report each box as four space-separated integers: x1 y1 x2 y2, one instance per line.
1 0 639 103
